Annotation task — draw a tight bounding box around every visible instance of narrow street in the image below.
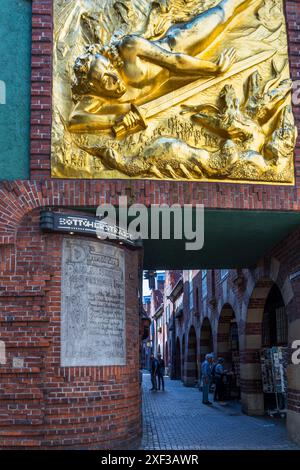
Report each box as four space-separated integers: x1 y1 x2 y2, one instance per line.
141 373 300 450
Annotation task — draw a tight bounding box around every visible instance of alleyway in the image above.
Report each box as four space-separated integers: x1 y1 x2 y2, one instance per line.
141 373 300 450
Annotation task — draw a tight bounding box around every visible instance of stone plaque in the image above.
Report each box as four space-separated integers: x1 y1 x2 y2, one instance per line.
61 238 126 366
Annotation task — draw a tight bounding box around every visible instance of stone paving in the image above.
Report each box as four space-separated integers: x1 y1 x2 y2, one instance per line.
140 372 300 450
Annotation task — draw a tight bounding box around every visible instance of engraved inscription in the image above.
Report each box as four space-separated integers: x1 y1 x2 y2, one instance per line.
61 238 126 366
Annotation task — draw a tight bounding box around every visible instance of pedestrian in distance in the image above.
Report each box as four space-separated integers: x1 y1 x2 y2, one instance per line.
157 353 165 391
150 353 158 391
201 353 213 405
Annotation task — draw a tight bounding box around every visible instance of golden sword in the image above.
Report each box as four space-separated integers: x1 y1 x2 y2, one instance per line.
113 50 276 138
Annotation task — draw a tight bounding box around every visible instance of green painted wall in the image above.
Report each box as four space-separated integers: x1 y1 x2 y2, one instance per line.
0 0 31 180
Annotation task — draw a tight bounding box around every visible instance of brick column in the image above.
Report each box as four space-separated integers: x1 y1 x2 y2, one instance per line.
240 348 264 416
240 288 271 416
0 209 143 449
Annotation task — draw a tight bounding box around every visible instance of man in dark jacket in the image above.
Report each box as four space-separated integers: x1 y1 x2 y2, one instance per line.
150 353 158 391
157 354 165 391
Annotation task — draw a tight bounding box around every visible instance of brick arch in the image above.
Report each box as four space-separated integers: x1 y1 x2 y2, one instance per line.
243 258 293 347
0 180 141 245
244 278 275 349
0 179 144 272
240 264 291 417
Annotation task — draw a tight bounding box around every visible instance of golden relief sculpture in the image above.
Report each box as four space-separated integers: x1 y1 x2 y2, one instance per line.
52 0 297 183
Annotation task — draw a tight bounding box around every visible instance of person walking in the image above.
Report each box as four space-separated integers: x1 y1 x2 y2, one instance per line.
201 354 213 405
150 353 158 391
214 357 226 404
157 353 165 391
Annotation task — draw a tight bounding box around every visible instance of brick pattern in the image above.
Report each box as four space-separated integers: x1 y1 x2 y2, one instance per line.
288 389 300 414
239 350 261 365
0 209 142 449
239 379 263 394
30 0 52 178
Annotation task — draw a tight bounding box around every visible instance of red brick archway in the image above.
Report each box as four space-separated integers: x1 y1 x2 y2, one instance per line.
241 278 283 416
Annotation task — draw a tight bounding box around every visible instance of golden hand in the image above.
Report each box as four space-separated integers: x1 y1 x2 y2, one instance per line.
122 110 141 130
216 48 237 73
113 107 146 138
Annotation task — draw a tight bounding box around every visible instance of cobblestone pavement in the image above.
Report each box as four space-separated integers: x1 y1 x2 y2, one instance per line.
140 372 300 450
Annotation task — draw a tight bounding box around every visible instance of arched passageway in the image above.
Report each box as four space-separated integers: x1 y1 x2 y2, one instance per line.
242 281 288 419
